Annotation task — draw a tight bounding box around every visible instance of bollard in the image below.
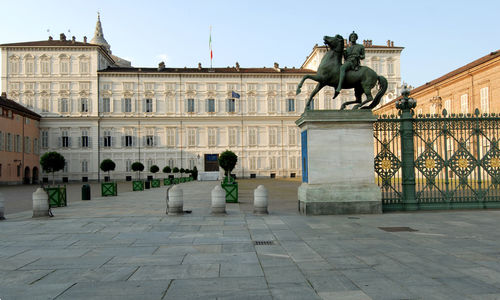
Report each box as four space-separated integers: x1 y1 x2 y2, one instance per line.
168 185 183 215
0 192 5 220
253 185 268 214
33 188 50 217
211 185 226 214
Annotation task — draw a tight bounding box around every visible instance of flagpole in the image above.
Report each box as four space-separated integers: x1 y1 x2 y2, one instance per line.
209 26 213 69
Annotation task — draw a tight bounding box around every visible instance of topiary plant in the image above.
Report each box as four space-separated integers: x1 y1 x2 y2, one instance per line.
218 150 238 183
100 159 116 179
40 151 66 185
173 167 179 173
131 162 145 179
163 166 171 174
150 165 159 178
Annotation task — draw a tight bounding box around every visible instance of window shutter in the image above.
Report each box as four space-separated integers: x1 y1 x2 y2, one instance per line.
133 136 137 147
88 137 92 148
154 136 158 147
111 136 116 148
57 100 61 113
78 137 82 148
205 99 208 112
121 98 124 113
98 98 103 113
142 99 146 113
99 137 103 147
68 137 72 147
121 136 125 147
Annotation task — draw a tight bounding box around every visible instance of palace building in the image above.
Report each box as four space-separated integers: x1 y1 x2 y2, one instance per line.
1 15 403 181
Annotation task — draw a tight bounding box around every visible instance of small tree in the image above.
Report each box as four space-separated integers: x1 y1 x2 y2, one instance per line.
131 162 145 180
163 166 171 174
150 165 159 178
180 168 185 178
173 167 179 174
100 159 116 179
40 151 66 185
219 150 238 183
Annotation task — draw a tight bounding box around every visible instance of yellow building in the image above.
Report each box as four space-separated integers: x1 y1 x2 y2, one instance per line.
375 50 500 116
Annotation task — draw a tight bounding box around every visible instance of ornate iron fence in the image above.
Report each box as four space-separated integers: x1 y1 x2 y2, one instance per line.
374 92 500 211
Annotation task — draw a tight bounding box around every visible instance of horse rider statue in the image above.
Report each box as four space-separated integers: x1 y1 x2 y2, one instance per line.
334 31 365 99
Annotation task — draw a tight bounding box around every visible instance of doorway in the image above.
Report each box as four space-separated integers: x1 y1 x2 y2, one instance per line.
204 154 219 172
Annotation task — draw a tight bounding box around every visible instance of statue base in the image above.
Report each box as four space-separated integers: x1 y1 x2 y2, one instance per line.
295 110 382 215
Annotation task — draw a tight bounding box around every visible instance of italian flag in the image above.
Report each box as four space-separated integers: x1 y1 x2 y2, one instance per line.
209 26 213 61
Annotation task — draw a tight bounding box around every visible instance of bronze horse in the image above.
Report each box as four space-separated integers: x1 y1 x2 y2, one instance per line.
296 34 387 111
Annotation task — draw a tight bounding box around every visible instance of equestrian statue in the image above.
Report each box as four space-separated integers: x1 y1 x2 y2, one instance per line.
296 32 387 111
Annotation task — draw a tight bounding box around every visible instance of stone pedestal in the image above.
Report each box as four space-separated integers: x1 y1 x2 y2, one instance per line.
296 110 382 215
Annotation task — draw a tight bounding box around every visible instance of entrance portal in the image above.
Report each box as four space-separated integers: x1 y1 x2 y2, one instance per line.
32 167 39 184
24 166 31 184
204 154 219 172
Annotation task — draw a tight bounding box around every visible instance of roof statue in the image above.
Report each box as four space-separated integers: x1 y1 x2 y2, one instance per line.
90 12 111 54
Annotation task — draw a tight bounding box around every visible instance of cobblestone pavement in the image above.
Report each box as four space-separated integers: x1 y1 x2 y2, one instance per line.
1 179 500 299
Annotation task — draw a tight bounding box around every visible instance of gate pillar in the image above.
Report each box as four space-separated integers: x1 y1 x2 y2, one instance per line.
296 110 382 215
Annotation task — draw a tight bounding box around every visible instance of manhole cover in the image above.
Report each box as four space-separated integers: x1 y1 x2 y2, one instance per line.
253 241 275 245
378 227 418 232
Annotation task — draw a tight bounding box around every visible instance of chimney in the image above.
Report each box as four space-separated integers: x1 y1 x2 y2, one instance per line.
83 36 87 43
60 33 66 41
1 92 6 98
387 40 391 47
72 36 76 44
391 41 394 47
198 62 202 70
235 62 240 71
158 61 165 71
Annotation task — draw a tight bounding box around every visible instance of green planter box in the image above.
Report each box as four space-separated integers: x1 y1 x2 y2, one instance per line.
173 178 180 184
45 186 67 207
101 182 117 196
151 179 161 188
132 180 144 191
163 178 172 185
221 181 238 203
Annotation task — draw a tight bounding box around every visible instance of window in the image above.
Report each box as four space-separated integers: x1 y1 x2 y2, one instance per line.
268 97 276 113
444 99 451 113
41 57 50 74
103 130 112 148
461 94 468 114
9 56 19 74
60 98 68 113
248 96 256 113
0 131 3 151
208 128 217 146
42 97 50 112
125 135 133 147
249 157 257 170
207 83 216 91
189 159 196 169
145 83 154 91
81 130 89 148
33 138 39 154
126 160 132 172
481 87 489 114
206 99 215 113
188 128 196 147
61 131 70 148
59 58 69 74
17 165 21 177
267 84 277 91
147 159 153 170
227 99 235 113
80 98 88 113
82 160 88 173
229 127 237 146
289 156 297 169
249 128 257 146
79 59 89 74
248 83 257 92
124 98 132 113
269 127 278 146
145 98 153 112
15 135 21 152
123 82 134 91
41 131 49 148
102 83 111 91
25 137 31 153
25 58 34 74
387 61 394 74
7 133 12 151
101 98 110 113
430 104 436 115
168 159 174 168
187 98 195 113
25 96 34 108
270 157 277 170
288 128 297 145
287 99 295 112
166 128 175 147
145 135 154 147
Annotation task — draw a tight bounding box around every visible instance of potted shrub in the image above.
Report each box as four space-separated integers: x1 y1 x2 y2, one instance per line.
163 166 172 185
150 165 160 187
100 159 117 196
131 161 145 191
40 151 67 207
219 150 238 203
180 168 185 182
173 167 180 184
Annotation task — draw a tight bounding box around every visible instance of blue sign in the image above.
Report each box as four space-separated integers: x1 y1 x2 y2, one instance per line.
301 130 308 183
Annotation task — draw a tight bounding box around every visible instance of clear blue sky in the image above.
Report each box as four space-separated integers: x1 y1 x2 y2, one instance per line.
1 0 499 88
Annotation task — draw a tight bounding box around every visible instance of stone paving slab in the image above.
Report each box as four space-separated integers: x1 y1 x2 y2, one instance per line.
2 179 500 299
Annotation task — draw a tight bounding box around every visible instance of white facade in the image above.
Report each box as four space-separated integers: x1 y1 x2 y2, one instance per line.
1 19 403 181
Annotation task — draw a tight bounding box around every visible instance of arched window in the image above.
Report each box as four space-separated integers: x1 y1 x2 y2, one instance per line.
9 55 20 74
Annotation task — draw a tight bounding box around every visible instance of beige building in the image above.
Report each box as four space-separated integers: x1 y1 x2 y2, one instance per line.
375 50 500 116
1 16 403 181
